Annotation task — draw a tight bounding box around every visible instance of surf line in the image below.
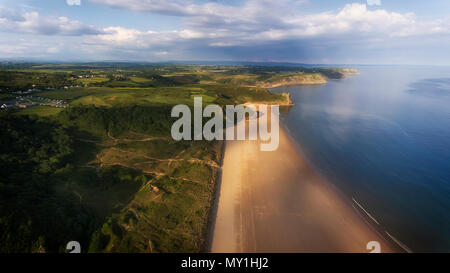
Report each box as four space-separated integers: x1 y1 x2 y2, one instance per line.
352 197 380 225
352 197 413 253
385 231 413 253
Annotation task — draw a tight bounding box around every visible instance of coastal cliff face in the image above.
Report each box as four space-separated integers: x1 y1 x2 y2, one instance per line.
242 91 293 106
257 73 327 88
339 68 360 75
280 92 294 105
253 68 360 88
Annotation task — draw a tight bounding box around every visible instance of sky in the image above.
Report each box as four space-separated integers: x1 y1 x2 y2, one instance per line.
0 0 450 64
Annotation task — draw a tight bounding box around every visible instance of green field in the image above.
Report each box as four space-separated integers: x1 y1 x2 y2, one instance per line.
76 77 109 85
14 106 64 117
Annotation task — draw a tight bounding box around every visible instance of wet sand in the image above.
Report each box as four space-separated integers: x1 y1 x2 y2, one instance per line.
211 115 395 253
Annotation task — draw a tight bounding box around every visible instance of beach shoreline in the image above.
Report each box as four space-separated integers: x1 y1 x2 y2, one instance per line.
210 116 397 253
204 140 226 252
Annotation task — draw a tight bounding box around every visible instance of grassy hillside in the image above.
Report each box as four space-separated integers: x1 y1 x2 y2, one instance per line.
0 63 356 252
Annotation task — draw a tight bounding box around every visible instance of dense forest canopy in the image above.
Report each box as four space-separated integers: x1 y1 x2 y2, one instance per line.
0 115 92 252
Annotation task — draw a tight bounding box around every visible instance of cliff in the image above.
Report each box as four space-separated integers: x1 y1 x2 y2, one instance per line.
256 73 327 88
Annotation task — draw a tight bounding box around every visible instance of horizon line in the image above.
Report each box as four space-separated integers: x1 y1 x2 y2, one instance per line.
1 59 449 67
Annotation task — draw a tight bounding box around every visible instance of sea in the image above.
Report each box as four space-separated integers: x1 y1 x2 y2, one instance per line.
271 65 450 252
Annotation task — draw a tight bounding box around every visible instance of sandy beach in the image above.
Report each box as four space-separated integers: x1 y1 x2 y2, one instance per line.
211 112 395 253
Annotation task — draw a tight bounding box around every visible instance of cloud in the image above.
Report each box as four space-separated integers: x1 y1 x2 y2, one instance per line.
0 7 101 36
88 1 450 42
89 0 193 16
2 1 450 63
367 0 381 6
67 0 82 6
0 44 26 55
89 0 304 21
74 1 450 62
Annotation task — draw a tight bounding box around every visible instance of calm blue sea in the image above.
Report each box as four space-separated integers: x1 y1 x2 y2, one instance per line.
272 65 450 252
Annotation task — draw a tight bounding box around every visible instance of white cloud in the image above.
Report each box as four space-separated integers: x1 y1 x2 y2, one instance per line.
91 26 213 53
0 7 100 36
67 0 82 6
89 0 191 15
47 46 61 54
0 44 26 54
98 26 142 43
88 1 450 43
367 0 381 6
72 1 450 62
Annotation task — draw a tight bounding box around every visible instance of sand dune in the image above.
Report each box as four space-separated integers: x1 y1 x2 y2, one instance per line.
211 115 395 253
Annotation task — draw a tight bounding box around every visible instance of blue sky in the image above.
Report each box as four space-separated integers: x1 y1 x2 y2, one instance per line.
1 0 450 64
